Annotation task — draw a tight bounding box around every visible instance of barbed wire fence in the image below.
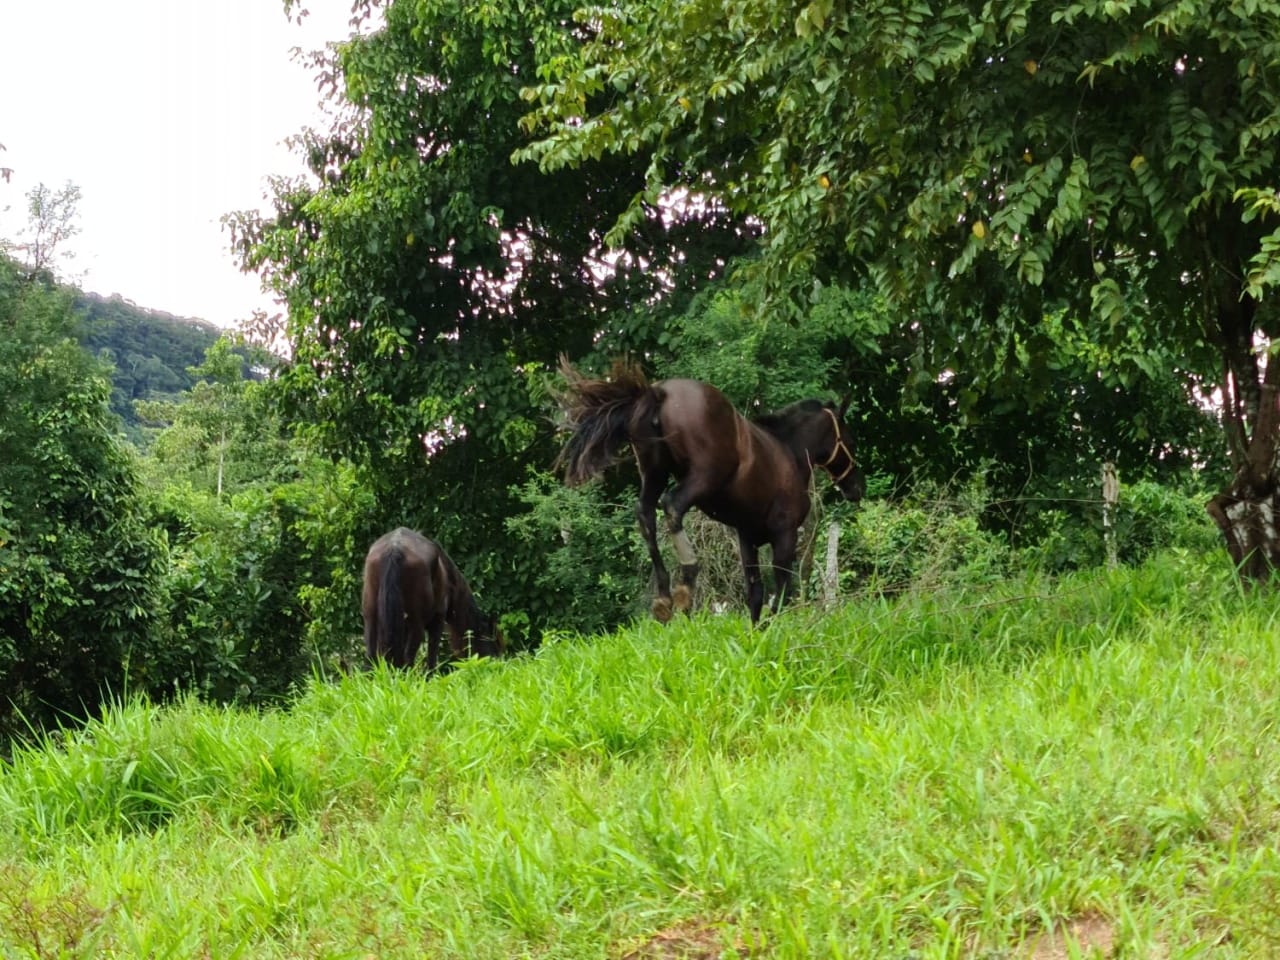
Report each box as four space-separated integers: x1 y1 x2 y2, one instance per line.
660 463 1218 616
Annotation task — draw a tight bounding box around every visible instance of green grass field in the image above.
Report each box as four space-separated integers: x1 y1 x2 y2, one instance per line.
2 551 1279 958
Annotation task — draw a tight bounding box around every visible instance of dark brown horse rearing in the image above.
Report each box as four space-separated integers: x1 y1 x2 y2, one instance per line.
556 357 865 623
361 528 503 669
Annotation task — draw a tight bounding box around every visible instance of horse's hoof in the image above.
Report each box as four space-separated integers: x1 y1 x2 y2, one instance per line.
673 584 693 613
651 596 673 623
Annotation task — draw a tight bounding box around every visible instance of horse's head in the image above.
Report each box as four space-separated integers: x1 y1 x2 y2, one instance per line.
816 399 865 503
470 609 506 658
756 397 866 502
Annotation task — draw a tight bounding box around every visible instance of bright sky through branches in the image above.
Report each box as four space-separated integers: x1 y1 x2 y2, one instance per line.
0 0 354 328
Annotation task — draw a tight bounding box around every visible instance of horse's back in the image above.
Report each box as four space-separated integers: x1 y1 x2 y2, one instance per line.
649 379 809 536
364 527 449 621
645 379 742 466
652 378 732 421
652 379 795 475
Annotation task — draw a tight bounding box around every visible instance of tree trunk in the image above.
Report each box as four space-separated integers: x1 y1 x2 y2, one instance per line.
1207 491 1280 580
1208 381 1280 582
1205 265 1280 582
216 424 226 500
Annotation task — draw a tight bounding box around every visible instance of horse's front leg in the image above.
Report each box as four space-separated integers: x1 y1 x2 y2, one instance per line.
660 487 703 616
636 470 674 622
423 623 444 673
769 527 800 615
737 531 766 625
446 623 468 660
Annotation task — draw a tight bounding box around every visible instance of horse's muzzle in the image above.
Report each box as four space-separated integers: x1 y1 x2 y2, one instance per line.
841 468 867 503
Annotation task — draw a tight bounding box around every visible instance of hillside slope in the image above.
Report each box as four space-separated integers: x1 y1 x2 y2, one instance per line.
75 291 222 437
0 553 1276 958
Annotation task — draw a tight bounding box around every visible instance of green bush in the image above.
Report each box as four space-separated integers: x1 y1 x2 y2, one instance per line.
0 265 167 738
507 470 649 634
286 460 378 667
836 482 1011 598
1115 480 1219 562
142 468 365 705
1018 479 1218 573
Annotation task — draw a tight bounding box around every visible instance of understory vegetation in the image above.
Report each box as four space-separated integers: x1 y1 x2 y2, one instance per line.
1 552 1276 958
2 245 1228 736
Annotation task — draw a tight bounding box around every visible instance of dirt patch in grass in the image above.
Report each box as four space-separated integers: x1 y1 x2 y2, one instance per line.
618 917 747 959
0 865 112 959
1018 914 1117 959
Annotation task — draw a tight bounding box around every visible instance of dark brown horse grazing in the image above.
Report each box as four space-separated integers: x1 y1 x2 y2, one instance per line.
361 528 504 670
556 357 865 624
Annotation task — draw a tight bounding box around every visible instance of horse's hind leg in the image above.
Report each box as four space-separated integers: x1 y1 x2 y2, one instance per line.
636 468 674 622
362 609 379 662
361 561 382 662
403 619 426 669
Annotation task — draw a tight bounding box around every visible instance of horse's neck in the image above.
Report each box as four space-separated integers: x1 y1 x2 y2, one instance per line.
754 421 816 478
449 581 481 634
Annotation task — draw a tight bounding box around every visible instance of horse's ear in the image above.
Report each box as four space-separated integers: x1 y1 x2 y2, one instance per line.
837 392 852 419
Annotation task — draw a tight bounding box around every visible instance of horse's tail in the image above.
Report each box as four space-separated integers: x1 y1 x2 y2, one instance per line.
377 543 405 659
554 354 655 486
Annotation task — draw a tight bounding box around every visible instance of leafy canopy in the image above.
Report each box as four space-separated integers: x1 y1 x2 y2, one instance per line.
521 0 1280 465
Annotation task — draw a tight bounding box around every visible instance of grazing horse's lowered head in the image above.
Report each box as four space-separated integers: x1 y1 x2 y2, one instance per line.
555 356 864 624
361 527 504 670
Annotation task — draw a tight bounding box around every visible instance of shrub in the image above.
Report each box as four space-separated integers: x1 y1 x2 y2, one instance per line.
141 465 364 705
0 267 167 738
835 483 1011 598
507 470 649 634
1114 480 1219 563
1017 479 1218 573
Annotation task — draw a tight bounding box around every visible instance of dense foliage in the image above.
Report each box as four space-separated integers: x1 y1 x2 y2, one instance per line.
228 0 758 640
0 257 168 738
520 0 1275 569
0 0 1257 738
0 248 359 729
224 0 1244 647
131 332 365 702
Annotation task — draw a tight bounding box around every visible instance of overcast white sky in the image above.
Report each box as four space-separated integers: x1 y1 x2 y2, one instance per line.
0 0 358 328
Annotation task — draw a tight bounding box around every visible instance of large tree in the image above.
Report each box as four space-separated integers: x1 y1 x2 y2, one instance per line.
233 0 754 629
520 0 1280 576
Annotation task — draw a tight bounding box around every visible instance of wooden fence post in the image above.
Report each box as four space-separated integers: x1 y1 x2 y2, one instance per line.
822 521 841 605
1102 461 1119 568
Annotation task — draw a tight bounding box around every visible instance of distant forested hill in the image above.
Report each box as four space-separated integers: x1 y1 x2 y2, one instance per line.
75 292 222 438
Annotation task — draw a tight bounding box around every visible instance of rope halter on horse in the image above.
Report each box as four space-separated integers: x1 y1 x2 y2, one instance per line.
816 406 857 485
